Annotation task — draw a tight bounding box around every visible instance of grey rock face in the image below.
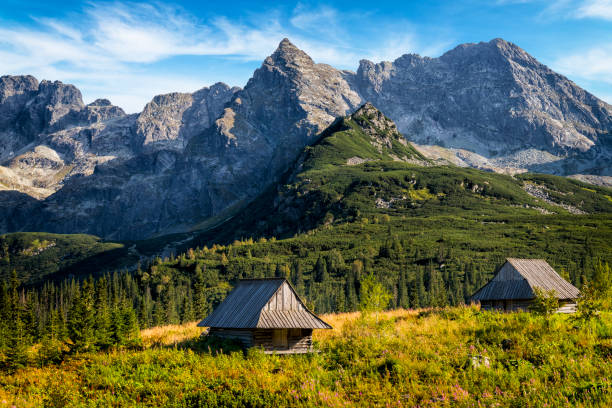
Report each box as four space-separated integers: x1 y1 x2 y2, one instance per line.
354 39 612 175
0 38 610 239
136 83 237 153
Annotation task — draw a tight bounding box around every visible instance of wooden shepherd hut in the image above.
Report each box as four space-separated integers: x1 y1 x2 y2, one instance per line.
470 258 580 313
197 278 332 354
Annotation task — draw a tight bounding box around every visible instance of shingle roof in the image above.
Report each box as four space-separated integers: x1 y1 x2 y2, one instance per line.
197 278 332 329
471 258 580 301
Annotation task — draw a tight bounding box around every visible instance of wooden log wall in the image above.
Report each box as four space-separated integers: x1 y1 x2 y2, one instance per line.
208 328 254 347
253 328 313 354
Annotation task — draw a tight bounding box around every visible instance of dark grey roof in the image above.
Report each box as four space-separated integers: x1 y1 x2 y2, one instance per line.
471 258 580 301
197 278 332 329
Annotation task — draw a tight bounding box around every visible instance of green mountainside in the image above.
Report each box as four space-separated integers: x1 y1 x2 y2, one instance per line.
0 232 131 284
2 103 611 318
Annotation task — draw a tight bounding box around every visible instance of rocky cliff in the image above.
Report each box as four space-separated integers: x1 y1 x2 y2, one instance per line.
0 38 610 239
355 38 612 175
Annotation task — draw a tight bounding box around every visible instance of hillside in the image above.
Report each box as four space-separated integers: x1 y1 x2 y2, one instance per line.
0 232 130 284
1 38 611 240
193 103 612 244
1 308 611 407
3 104 611 315
153 104 611 313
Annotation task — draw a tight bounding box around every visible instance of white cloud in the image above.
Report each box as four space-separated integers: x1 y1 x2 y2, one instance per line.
552 43 612 104
576 0 612 20
554 44 612 83
0 2 453 112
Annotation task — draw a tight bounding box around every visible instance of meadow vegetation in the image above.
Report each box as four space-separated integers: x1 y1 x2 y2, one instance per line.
0 106 610 406
0 307 611 407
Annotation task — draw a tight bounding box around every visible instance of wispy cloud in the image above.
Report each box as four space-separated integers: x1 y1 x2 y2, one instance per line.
554 44 612 83
0 2 448 112
576 0 612 20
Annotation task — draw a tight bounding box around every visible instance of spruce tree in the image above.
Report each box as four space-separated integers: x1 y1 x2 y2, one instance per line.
94 277 112 348
181 290 195 323
314 256 329 283
5 271 30 369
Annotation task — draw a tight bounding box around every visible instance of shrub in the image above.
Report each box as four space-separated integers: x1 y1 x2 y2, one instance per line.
529 288 559 317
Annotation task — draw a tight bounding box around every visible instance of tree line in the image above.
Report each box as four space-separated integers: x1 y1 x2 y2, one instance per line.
0 235 607 371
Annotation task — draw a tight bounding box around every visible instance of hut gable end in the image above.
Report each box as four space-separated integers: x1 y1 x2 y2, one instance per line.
493 262 526 282
263 282 304 312
471 258 580 303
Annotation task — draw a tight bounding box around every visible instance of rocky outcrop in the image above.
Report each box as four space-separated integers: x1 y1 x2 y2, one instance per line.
0 38 610 239
354 39 612 176
136 83 238 153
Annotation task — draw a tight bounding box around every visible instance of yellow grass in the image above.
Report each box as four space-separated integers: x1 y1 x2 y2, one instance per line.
140 321 202 347
140 309 423 345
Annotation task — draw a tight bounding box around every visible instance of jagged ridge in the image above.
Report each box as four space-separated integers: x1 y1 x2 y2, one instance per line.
0 38 610 240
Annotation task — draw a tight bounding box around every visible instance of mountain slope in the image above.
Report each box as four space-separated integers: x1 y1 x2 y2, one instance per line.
0 232 129 284
129 104 610 315
0 38 611 240
3 104 610 317
356 39 612 175
191 103 612 247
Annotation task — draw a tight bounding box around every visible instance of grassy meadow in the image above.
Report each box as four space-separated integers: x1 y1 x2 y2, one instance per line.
1 306 611 407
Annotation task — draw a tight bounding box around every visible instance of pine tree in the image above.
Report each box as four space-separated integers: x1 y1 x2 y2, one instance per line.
164 282 179 324
398 270 409 309
293 261 305 293
345 268 358 311
181 289 195 323
5 271 30 369
110 305 126 345
314 256 329 283
152 299 165 327
193 264 208 318
139 285 153 329
121 306 141 348
67 286 91 352
95 277 112 348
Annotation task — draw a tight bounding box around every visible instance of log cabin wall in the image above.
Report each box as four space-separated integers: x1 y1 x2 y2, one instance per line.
480 299 576 313
208 328 254 347
253 328 313 354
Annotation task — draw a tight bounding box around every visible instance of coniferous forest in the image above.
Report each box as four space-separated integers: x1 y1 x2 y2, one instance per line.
1 109 611 371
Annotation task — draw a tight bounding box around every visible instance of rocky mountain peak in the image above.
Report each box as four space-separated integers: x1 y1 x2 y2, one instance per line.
440 38 537 67
267 38 314 69
0 75 39 102
88 98 113 107
351 102 398 133
349 102 408 150
37 80 85 109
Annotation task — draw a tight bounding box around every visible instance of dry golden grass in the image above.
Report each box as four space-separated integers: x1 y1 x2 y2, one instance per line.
140 321 202 347
2 307 612 407
138 309 421 347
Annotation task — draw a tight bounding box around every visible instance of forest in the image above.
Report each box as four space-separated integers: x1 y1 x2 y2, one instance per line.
1 107 611 378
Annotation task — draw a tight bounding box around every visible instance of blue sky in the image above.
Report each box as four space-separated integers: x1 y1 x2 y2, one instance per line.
1 0 610 112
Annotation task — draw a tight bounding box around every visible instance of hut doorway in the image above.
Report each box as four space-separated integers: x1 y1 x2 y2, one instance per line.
273 329 288 348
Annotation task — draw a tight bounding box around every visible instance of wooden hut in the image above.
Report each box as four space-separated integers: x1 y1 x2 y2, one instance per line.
197 278 332 353
470 258 580 313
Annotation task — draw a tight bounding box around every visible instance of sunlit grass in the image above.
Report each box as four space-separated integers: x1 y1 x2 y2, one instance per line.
1 307 611 407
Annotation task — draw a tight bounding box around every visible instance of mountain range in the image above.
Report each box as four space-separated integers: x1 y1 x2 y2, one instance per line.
1 38 611 240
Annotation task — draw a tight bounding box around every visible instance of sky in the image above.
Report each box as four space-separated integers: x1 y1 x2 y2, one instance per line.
0 0 611 113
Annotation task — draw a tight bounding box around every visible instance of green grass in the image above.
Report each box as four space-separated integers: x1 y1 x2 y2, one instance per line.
1 308 611 407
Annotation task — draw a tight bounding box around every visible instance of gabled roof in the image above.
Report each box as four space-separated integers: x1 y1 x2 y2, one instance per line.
197 278 332 329
471 258 580 301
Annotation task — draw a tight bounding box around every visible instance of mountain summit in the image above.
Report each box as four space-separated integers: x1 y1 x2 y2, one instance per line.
0 38 610 239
